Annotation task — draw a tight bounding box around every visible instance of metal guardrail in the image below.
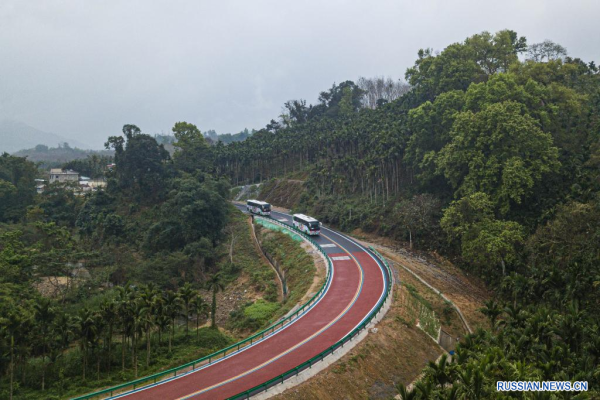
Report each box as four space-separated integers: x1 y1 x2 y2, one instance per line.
71 216 333 400
227 244 394 399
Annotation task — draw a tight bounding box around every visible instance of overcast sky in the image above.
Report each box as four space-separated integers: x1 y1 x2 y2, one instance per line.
0 1 598 149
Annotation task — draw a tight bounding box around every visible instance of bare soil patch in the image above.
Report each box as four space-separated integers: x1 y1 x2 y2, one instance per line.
353 231 491 331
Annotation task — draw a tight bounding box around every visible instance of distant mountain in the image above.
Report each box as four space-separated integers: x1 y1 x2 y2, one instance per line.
0 119 90 153
13 145 113 168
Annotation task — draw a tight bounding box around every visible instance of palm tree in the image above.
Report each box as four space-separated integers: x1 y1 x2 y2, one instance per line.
90 313 106 380
479 299 502 331
205 273 225 329
33 298 55 391
74 307 97 381
130 301 146 378
52 312 73 351
100 299 118 374
155 314 170 347
4 308 25 400
116 285 135 372
178 282 196 336
192 296 209 341
414 380 434 398
425 353 453 388
139 284 159 367
163 290 182 352
395 383 417 400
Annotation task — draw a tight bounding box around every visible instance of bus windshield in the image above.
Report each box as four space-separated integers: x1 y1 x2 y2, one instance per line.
309 221 320 230
262 204 271 211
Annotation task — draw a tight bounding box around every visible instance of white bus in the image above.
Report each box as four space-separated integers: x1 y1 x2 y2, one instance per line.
246 199 272 216
293 214 321 236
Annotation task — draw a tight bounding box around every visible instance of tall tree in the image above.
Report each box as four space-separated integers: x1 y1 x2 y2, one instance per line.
172 121 211 173
177 283 196 336
205 273 225 329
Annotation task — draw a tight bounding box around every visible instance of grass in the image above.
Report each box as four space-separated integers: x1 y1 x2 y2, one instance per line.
226 219 318 333
401 282 442 340
257 226 316 312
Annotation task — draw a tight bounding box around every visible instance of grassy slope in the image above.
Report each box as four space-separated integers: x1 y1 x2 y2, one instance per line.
225 215 322 333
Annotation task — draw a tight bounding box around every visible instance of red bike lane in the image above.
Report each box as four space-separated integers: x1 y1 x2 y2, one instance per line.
115 228 385 400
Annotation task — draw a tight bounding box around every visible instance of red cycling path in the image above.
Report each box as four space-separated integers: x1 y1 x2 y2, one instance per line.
112 208 387 400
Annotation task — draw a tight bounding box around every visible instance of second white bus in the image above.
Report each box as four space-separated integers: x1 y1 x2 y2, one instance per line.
293 214 321 235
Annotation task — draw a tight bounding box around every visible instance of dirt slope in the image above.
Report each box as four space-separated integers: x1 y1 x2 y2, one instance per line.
272 234 489 399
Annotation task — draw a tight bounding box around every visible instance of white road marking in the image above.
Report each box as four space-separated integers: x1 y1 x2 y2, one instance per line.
320 244 337 248
331 256 351 261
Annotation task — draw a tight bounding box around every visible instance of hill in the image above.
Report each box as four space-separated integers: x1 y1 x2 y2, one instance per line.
0 119 90 153
212 30 600 397
13 145 113 168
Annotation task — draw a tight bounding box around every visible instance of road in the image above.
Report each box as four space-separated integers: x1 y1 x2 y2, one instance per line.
112 207 388 400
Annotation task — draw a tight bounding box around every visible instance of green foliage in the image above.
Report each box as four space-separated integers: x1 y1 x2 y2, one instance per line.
228 300 279 331
172 121 211 173
0 153 37 222
210 29 600 397
0 122 244 398
406 30 527 102
38 184 83 227
441 193 525 275
144 176 229 253
393 194 442 248
437 100 560 214
62 154 113 179
105 125 170 202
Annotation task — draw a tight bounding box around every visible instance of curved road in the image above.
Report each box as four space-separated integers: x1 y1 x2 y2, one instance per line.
112 207 388 400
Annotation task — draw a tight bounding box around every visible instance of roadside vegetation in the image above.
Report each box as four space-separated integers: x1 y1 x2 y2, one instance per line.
0 134 322 399
212 30 600 397
227 220 319 333
0 123 243 399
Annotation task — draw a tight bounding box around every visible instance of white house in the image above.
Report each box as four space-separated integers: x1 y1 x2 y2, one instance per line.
49 168 79 184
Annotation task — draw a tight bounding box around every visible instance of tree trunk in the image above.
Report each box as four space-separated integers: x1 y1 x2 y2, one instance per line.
121 333 126 372
501 259 506 276
133 334 138 378
211 289 217 328
9 336 14 400
108 324 113 374
169 320 174 353
131 334 135 376
185 305 189 335
146 325 151 367
82 347 87 381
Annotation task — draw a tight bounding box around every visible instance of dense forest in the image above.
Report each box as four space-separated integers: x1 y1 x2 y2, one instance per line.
212 30 600 398
0 122 249 399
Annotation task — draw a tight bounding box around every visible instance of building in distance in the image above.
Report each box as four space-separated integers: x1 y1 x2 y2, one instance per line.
49 168 79 184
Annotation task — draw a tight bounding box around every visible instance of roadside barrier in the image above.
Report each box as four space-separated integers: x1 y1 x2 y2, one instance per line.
71 216 333 400
227 244 393 399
